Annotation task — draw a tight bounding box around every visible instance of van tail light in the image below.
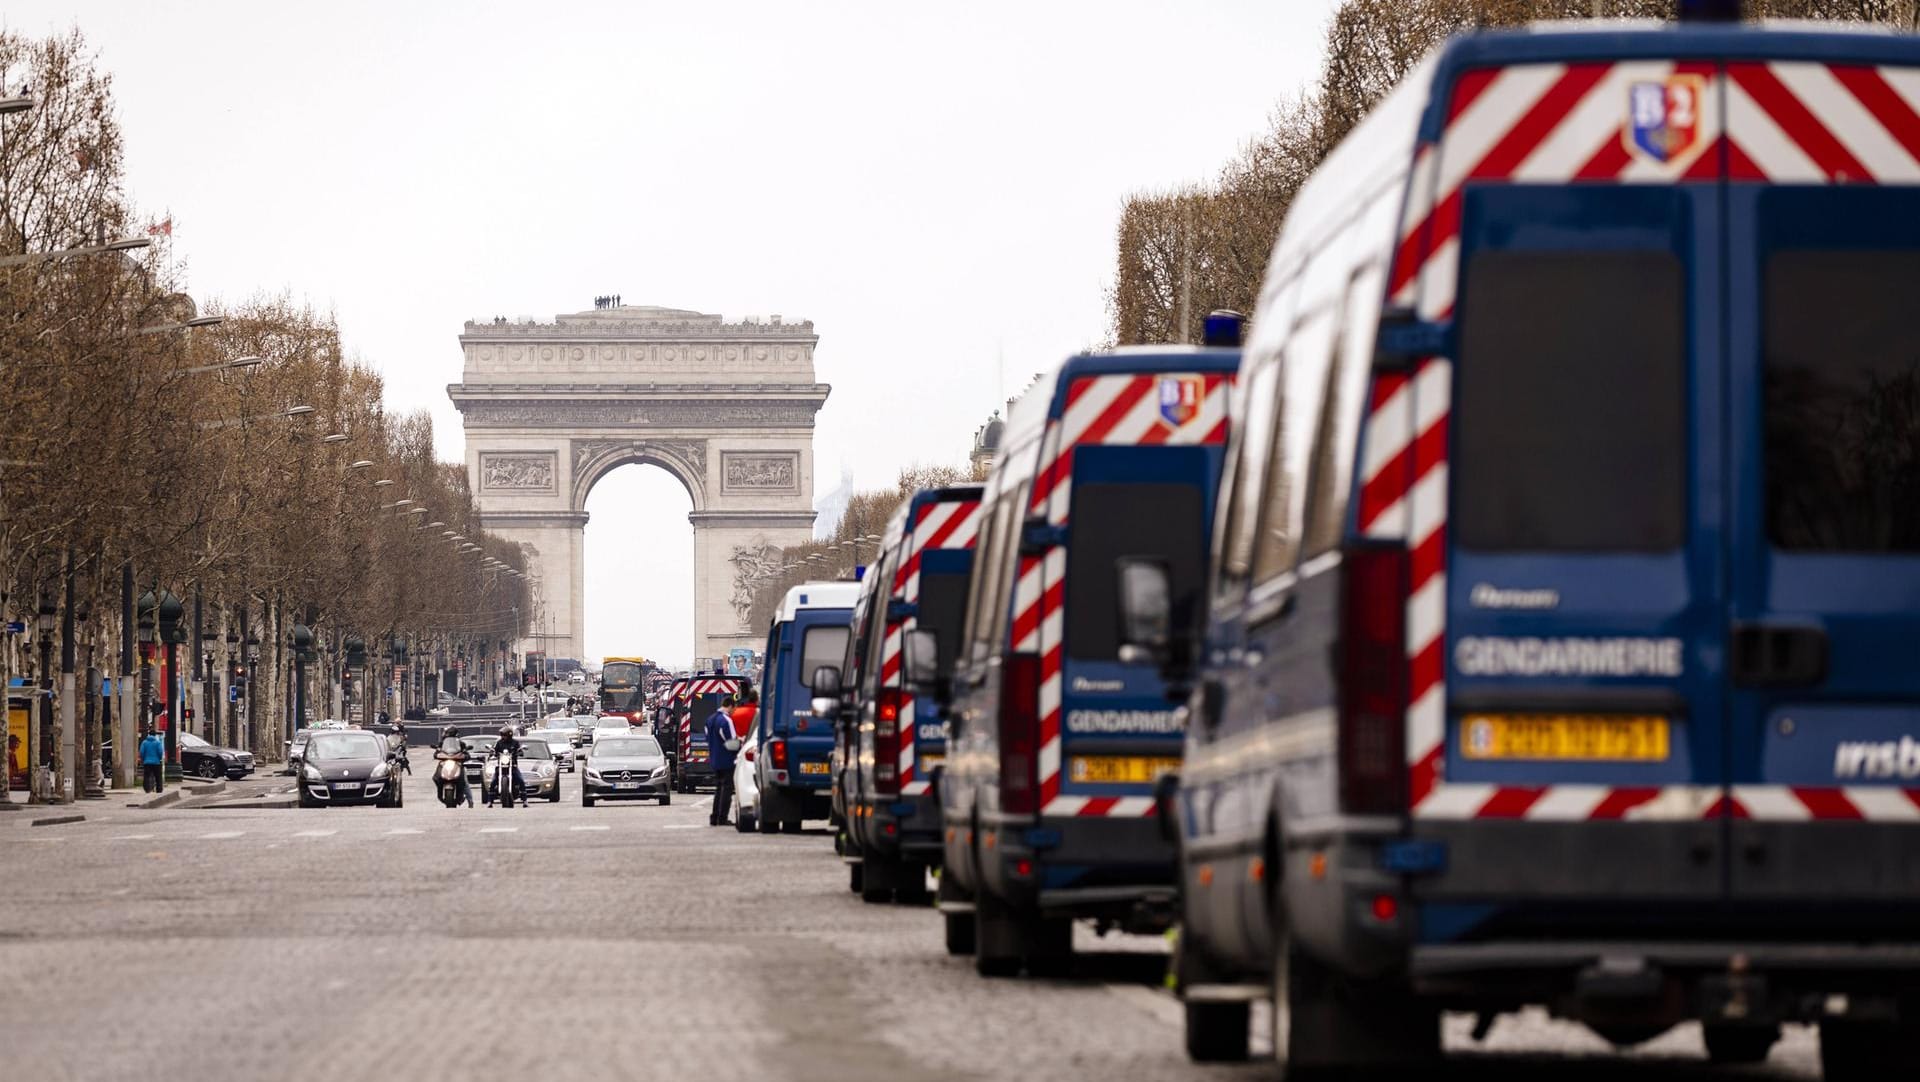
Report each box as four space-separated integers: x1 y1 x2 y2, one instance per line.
769 738 787 771
1338 540 1409 816
874 689 906 796
999 653 1042 816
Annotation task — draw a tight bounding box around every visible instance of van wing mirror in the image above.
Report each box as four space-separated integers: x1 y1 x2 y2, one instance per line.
808 665 842 697
903 629 940 687
1115 557 1173 666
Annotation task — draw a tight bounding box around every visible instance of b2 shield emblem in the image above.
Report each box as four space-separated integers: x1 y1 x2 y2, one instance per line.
1627 74 1704 164
1158 376 1203 428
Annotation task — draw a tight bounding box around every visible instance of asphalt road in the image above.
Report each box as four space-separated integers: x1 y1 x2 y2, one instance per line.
0 754 1823 1082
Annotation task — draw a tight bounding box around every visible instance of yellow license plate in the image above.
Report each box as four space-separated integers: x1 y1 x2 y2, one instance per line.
919 754 945 769
1459 714 1670 761
689 748 708 760
1069 755 1182 785
799 761 829 775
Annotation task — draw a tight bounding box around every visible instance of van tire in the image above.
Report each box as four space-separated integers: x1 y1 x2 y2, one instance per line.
1820 1019 1911 1081
1703 1023 1778 1065
849 861 864 894
1275 940 1439 1076
1184 1001 1251 1063
974 891 1023 978
944 911 976 955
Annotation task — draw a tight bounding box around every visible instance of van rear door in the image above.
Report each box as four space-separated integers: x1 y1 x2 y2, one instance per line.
1723 133 1920 903
1423 176 1728 907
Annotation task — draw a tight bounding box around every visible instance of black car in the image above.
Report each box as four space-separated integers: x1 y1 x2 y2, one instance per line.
296 730 404 808
179 732 255 780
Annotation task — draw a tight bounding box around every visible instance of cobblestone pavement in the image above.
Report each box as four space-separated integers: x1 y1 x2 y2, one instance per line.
0 755 1822 1081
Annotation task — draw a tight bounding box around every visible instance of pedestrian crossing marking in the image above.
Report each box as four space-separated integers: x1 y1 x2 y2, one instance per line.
199 831 245 839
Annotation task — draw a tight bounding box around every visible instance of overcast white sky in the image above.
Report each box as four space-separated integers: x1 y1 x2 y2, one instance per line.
8 0 1340 665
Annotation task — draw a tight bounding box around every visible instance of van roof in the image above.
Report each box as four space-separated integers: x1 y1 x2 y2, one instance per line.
997 346 1241 463
775 580 860 623
1424 21 1920 141
882 484 985 547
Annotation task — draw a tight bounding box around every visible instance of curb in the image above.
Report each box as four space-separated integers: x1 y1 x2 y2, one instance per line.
133 790 182 809
31 814 84 827
196 798 297 810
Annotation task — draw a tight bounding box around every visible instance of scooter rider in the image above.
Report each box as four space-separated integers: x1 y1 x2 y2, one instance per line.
433 726 473 808
491 724 525 807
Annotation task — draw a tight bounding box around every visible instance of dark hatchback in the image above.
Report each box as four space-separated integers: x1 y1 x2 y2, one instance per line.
297 730 404 808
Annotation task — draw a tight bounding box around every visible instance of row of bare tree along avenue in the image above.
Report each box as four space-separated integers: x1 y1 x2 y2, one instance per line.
0 29 529 802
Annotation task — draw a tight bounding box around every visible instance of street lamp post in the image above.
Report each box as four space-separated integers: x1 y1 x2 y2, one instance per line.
244 631 260 755
291 625 314 732
135 592 155 779
34 585 56 802
156 591 184 781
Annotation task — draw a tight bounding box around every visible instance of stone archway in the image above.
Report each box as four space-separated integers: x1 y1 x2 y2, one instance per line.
448 305 828 664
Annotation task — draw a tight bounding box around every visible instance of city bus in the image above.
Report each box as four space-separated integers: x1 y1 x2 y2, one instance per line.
599 656 653 720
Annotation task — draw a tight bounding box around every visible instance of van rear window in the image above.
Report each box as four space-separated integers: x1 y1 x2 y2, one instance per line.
1066 482 1205 660
1767 250 1920 552
800 626 849 687
1454 250 1685 552
918 571 970 677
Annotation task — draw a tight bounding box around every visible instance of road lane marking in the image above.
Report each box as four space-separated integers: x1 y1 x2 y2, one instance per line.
292 830 336 837
477 827 517 833
199 831 245 839
569 825 609 831
386 828 424 835
110 834 156 841
660 824 703 830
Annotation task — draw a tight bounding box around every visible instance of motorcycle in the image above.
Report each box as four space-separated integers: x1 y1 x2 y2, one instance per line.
490 747 521 808
434 756 465 808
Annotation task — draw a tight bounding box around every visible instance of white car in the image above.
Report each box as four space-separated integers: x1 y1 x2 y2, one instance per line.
529 727 576 771
732 739 760 833
590 723 637 746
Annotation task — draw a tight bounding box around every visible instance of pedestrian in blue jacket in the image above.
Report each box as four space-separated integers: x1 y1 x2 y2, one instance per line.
138 727 166 794
706 697 739 826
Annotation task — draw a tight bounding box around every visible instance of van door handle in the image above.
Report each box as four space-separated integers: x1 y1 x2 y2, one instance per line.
1730 623 1828 688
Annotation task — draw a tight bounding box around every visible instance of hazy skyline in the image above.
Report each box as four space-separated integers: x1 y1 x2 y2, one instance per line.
6 0 1340 664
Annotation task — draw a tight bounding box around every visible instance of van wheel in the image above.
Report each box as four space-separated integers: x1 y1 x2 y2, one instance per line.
1177 935 1249 1062
1821 1019 1912 1082
973 891 1023 978
1703 1023 1778 1065
1274 938 1439 1076
848 862 864 894
944 911 976 956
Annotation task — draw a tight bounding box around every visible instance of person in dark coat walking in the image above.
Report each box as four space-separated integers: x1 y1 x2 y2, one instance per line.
706 696 740 825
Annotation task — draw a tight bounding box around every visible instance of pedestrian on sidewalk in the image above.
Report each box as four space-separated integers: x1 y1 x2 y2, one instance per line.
706 696 741 826
138 727 165 794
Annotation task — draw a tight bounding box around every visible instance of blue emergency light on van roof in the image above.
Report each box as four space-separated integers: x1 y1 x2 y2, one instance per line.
1202 309 1243 348
1678 0 1742 20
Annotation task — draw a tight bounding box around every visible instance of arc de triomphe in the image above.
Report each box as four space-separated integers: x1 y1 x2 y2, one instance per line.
448 305 827 665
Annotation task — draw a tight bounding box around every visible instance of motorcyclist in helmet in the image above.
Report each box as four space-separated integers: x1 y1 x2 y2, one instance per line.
433 725 473 808
490 724 525 807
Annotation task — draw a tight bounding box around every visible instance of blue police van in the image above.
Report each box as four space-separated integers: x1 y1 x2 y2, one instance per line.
927 341 1239 976
1116 11 1920 1078
827 485 983 909
749 581 858 833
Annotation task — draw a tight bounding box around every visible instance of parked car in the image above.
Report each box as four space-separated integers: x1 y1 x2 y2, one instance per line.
178 732 255 781
732 739 760 832
582 734 670 807
832 487 981 901
933 342 1238 976
483 738 559 803
296 729 404 807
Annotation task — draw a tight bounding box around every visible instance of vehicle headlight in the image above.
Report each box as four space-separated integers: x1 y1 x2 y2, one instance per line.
649 764 667 778
302 764 323 781
539 764 556 778
370 761 391 779
219 751 238 761
585 769 603 782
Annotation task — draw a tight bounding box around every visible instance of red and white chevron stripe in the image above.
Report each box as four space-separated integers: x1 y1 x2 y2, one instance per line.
879 496 982 796
1008 372 1231 819
676 677 738 702
1409 783 1920 822
1379 57 1920 822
